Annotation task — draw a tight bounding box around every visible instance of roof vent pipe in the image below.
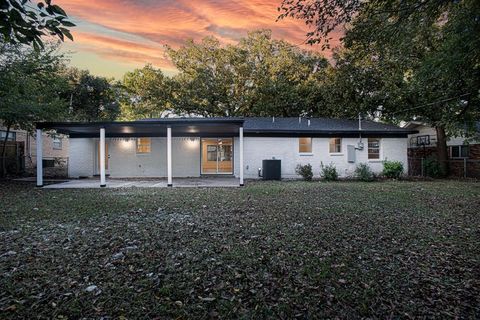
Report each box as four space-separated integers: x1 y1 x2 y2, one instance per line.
272 116 275 123
307 119 311 127
298 117 301 124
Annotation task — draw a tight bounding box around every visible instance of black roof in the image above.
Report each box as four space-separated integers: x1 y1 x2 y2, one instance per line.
37 117 416 138
242 117 410 134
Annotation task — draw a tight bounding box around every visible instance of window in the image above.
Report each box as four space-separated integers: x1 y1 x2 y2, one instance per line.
450 145 469 158
299 137 312 153
0 130 16 142
368 138 380 159
136 138 151 153
42 159 55 168
329 138 342 153
219 145 232 162
207 145 217 161
52 136 62 150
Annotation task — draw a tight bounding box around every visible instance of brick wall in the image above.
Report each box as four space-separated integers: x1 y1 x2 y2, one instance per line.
1 126 69 176
1 127 69 167
407 144 480 177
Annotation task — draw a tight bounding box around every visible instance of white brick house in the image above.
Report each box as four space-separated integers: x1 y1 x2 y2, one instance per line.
35 117 415 186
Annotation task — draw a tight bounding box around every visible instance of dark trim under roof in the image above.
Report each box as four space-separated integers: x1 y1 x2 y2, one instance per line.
37 117 417 138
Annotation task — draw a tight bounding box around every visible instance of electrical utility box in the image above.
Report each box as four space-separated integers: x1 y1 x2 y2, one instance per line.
347 145 356 163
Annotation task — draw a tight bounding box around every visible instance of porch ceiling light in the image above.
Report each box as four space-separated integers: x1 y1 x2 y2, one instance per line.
187 126 198 133
121 126 134 133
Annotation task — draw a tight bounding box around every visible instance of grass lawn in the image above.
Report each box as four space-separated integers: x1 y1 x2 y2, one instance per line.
1 180 479 318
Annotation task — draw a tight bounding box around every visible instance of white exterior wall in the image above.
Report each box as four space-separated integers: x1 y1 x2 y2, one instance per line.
69 137 200 178
68 138 95 178
235 137 408 179
68 136 408 179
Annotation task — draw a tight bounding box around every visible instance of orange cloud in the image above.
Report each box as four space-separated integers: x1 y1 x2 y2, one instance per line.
59 0 342 77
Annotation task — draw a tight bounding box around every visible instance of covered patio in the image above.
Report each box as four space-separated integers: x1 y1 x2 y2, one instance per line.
36 118 245 187
42 177 240 188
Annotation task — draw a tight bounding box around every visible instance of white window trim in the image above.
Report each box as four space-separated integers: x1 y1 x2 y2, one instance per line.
298 137 313 154
136 137 152 155
0 130 16 142
450 145 469 159
367 138 382 162
328 138 343 155
52 136 62 150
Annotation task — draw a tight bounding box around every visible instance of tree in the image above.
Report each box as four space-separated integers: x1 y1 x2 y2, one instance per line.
0 42 69 176
120 65 172 120
279 0 480 175
165 30 329 117
63 68 121 121
1 0 75 49
278 0 451 48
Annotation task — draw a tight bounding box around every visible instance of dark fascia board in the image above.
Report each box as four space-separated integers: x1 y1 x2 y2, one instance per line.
69 130 415 138
70 132 240 138
36 119 245 129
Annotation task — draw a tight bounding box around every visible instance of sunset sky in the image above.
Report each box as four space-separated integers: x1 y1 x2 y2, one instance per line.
59 0 341 79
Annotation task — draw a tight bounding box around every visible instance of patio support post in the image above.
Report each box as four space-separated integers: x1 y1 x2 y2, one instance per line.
100 127 106 187
239 126 244 186
167 126 172 187
36 129 43 187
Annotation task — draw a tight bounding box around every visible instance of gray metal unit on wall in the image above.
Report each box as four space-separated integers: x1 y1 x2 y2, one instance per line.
347 145 356 163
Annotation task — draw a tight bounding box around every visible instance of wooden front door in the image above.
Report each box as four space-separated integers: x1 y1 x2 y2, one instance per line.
201 138 233 174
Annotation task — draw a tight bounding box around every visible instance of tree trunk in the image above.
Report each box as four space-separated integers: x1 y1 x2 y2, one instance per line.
436 125 449 177
1 125 11 177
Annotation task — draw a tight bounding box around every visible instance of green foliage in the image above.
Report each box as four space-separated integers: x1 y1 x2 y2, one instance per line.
382 160 404 179
296 163 313 181
320 162 338 181
279 1 452 48
279 0 480 170
0 42 69 132
0 42 69 175
354 163 375 182
62 68 120 121
0 0 75 48
423 158 445 178
164 30 329 117
120 65 172 120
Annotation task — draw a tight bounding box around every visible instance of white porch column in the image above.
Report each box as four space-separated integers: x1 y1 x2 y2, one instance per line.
36 129 43 187
99 127 106 187
167 126 172 187
239 126 244 186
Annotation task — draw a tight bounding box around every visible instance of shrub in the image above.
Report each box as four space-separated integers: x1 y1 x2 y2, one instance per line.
320 162 338 181
355 163 375 181
382 160 404 179
423 158 445 178
296 163 313 181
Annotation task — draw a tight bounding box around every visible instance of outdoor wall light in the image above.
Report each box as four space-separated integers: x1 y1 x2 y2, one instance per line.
120 139 133 149
186 137 198 149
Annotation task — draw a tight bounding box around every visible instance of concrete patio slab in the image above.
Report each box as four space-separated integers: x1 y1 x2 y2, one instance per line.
43 177 239 188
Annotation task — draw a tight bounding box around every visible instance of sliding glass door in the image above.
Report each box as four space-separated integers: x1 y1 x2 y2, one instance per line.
201 138 233 174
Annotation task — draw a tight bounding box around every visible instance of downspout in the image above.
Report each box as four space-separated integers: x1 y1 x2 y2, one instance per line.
356 113 364 150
